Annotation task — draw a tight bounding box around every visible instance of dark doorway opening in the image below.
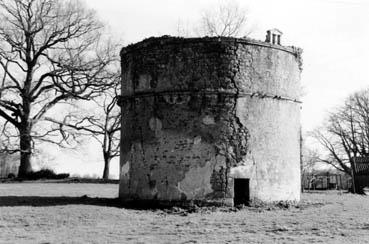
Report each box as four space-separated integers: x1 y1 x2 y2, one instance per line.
234 178 250 206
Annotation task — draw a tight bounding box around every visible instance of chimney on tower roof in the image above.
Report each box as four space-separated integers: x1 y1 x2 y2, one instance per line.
265 29 283 45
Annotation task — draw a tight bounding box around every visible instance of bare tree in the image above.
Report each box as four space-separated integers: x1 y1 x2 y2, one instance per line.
301 144 319 176
45 84 121 179
312 89 369 192
197 1 250 37
300 142 319 192
0 0 117 177
175 19 191 37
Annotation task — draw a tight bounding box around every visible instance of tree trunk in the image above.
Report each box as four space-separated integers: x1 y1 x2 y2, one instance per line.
300 128 304 193
18 126 32 178
102 153 111 180
349 158 362 194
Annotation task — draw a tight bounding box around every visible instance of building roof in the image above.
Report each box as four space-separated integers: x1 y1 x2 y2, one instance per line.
267 28 283 35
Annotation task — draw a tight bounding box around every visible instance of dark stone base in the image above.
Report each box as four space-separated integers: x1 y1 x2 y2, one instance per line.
118 198 234 209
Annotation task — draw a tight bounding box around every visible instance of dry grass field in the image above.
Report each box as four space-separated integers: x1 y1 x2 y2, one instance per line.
0 183 369 244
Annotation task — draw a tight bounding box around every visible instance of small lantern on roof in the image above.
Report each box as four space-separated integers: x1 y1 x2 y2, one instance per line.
265 29 283 45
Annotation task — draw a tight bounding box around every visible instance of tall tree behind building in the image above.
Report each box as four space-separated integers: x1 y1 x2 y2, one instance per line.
196 0 250 37
175 1 252 38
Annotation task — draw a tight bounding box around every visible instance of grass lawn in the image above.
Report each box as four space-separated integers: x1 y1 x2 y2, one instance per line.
0 183 368 243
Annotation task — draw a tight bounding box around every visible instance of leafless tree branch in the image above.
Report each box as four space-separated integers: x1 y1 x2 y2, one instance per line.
0 0 119 177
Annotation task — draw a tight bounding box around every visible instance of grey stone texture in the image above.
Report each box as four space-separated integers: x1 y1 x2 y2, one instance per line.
119 36 302 205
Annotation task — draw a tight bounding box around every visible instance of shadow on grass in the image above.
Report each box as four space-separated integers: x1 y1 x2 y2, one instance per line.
0 196 328 215
0 196 225 212
0 196 198 210
0 196 123 208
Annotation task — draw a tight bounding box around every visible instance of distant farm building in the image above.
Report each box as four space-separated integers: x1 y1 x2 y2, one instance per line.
0 153 19 178
354 157 369 192
302 172 351 191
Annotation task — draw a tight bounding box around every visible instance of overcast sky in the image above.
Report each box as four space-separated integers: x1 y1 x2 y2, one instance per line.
53 0 369 177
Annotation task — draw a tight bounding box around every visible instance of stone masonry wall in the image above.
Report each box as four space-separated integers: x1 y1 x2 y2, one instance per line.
119 36 302 205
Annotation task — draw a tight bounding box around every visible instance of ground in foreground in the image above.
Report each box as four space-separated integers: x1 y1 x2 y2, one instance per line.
0 183 368 243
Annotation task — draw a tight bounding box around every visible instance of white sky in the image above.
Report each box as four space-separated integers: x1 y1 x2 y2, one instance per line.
50 0 369 177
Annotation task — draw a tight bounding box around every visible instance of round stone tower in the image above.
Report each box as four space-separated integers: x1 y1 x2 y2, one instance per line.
119 35 302 206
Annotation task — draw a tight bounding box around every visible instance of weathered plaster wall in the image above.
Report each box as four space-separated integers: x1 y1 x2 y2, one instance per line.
119 36 302 205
